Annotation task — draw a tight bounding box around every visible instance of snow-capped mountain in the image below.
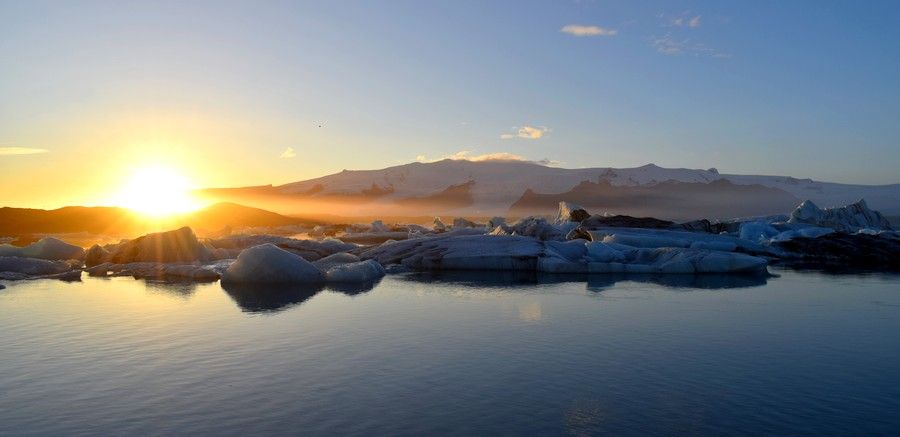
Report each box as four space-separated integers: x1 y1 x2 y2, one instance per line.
198 160 899 220
272 160 900 215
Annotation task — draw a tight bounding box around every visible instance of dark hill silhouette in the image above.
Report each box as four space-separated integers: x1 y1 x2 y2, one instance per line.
0 202 319 243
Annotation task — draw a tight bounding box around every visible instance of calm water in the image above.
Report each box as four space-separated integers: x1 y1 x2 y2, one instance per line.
1 269 899 436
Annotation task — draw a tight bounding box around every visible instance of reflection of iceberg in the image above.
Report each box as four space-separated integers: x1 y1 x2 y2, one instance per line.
142 280 201 298
402 271 542 288
401 271 769 292
326 279 381 296
581 273 770 292
221 282 324 313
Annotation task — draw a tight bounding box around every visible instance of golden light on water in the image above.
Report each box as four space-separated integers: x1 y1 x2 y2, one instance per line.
111 165 204 217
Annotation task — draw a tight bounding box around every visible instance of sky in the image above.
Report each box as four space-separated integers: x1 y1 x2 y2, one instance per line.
1 0 899 208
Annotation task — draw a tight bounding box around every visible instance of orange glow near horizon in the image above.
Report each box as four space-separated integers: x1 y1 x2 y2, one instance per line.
110 165 205 217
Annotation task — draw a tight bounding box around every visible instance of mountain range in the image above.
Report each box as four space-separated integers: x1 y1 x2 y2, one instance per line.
198 160 900 221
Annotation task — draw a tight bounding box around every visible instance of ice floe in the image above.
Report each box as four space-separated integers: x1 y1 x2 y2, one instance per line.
222 243 325 284
788 199 893 232
0 237 84 261
325 259 386 283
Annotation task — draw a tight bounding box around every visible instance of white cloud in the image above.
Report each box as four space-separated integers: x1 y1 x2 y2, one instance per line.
560 24 617 37
502 125 550 140
672 15 701 28
0 147 49 155
279 147 296 158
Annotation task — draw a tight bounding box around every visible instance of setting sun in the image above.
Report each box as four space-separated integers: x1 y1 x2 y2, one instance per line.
111 165 203 216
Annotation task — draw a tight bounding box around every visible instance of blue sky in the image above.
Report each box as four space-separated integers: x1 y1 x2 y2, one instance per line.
1 0 899 207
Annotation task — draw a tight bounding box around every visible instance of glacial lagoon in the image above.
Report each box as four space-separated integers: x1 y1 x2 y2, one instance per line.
1 269 899 436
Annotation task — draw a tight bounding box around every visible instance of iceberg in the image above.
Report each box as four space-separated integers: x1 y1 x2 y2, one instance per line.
361 233 769 275
221 243 325 284
325 259 386 283
86 262 220 281
555 201 590 224
585 242 625 263
312 252 361 271
210 234 356 261
108 227 211 264
0 256 74 276
788 199 893 232
0 237 84 261
84 244 110 267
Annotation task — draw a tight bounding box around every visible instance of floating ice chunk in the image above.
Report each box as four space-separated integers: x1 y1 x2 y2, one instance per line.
25 238 84 260
537 257 588 273
545 240 588 261
110 227 211 263
210 234 357 261
508 217 564 241
788 199 893 231
86 261 220 281
601 233 691 248
488 216 507 229
325 259 386 282
221 244 324 284
433 217 447 232
587 248 767 274
0 256 73 276
739 221 780 243
0 237 85 261
313 252 361 271
769 226 834 243
453 217 478 229
339 232 409 245
585 242 625 262
555 201 590 224
370 220 389 233
587 228 770 255
689 241 738 252
363 234 543 271
84 244 110 267
406 224 430 234
489 226 509 236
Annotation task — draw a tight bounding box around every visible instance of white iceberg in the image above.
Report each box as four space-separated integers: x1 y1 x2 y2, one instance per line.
788 199 893 232
221 244 325 284
325 259 386 283
555 201 590 224
0 237 84 261
312 252 361 271
0 256 74 276
585 242 625 263
109 227 211 263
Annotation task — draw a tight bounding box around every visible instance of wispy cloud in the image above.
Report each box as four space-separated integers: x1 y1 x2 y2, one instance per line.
560 24 617 37
652 34 730 58
415 150 561 166
279 147 296 158
0 147 49 155
501 125 550 140
672 15 701 28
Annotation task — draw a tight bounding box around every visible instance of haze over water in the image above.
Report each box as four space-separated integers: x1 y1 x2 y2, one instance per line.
2 269 899 435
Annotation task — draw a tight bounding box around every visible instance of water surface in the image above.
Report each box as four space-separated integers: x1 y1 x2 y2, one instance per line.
1 269 899 435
